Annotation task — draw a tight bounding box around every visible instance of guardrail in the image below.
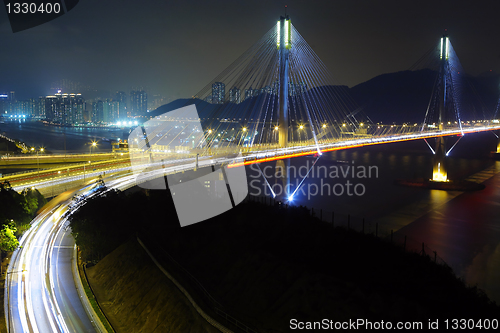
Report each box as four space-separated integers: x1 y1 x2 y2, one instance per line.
72 245 115 333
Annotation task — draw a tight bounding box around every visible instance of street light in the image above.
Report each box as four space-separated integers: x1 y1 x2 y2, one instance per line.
36 147 44 180
90 141 97 168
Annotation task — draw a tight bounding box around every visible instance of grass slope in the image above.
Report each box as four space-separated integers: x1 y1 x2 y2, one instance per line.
86 240 218 333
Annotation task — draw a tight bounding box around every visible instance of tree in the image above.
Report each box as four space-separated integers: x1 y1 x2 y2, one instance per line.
0 225 19 252
0 182 47 229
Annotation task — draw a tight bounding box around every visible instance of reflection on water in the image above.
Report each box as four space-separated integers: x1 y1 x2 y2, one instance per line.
0 119 126 153
250 133 500 303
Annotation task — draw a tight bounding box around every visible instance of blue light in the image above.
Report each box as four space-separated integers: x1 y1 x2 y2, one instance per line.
288 195 294 201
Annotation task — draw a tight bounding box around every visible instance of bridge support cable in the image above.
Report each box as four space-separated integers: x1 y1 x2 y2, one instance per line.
423 139 436 154
288 33 331 150
421 74 440 132
494 87 500 122
166 16 368 154
292 27 360 124
446 135 463 156
287 155 321 202
256 164 277 198
290 29 352 136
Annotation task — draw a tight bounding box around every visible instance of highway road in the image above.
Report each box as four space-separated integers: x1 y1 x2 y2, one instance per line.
4 175 137 333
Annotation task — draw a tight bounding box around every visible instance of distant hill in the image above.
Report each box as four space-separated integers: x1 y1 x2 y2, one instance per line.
349 69 437 124
147 69 500 125
350 69 500 124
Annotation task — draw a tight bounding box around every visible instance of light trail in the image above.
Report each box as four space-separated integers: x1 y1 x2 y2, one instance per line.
5 174 138 333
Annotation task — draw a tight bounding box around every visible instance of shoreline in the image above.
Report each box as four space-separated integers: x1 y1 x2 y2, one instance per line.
374 161 500 236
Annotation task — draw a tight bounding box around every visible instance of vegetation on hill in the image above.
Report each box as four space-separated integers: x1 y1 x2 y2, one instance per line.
0 181 46 254
86 240 219 333
69 189 499 331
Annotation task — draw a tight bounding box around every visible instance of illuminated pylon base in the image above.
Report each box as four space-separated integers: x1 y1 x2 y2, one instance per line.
432 162 448 182
496 141 500 153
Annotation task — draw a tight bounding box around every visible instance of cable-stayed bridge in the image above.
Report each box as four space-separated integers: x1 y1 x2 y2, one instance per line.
126 15 500 200
6 15 500 198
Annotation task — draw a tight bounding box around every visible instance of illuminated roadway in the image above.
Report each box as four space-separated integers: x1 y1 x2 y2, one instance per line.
5 175 137 333
4 124 500 333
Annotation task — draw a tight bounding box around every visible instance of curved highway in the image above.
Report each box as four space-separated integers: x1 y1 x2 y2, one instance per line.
5 174 137 333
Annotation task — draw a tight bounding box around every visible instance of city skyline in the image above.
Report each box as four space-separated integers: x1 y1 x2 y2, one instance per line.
1 0 500 101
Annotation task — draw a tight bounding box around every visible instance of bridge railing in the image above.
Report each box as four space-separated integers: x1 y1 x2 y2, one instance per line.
0 152 119 160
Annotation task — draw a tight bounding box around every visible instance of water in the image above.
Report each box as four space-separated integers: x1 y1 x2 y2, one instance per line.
248 131 500 303
251 132 497 219
0 119 129 154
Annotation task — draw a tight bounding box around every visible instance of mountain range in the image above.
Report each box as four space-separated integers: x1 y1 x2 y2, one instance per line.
149 69 500 125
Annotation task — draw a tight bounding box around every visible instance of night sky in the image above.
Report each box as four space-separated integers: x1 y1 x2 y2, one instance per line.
1 0 500 100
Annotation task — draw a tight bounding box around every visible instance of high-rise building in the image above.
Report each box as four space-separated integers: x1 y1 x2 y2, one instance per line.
272 80 280 95
44 93 84 124
68 95 85 124
92 100 104 123
35 97 46 118
84 102 92 122
15 99 35 116
0 94 9 116
289 82 307 96
244 87 260 100
229 87 241 104
148 94 168 111
115 91 127 118
212 82 225 104
103 100 119 123
45 96 59 121
260 86 273 95
130 90 147 116
8 91 15 102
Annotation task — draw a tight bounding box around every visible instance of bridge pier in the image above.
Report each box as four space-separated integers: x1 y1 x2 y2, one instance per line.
432 136 448 182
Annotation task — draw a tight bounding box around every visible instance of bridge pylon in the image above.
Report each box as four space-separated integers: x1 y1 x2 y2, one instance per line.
432 35 450 182
276 14 291 198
